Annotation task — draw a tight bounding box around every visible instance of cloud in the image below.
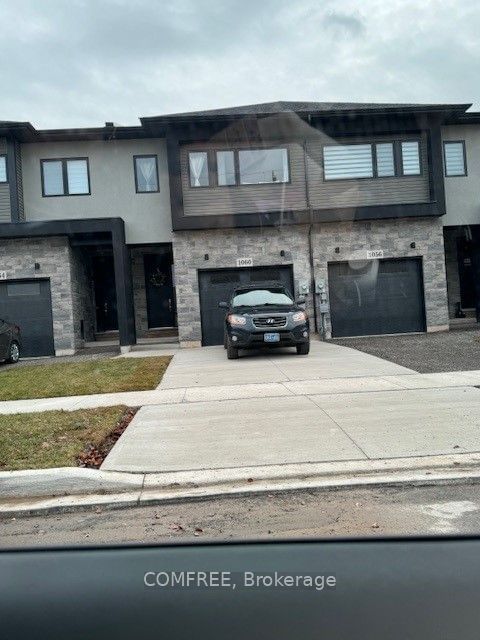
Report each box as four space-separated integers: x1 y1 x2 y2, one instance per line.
323 10 365 37
0 0 478 127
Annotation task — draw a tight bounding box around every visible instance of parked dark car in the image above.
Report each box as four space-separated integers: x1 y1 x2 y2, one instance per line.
219 283 310 359
0 319 21 364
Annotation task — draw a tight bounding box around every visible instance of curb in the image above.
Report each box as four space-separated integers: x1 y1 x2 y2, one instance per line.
2 453 480 517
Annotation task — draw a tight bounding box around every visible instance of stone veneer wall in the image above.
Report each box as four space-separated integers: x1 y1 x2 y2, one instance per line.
70 247 95 346
172 217 449 345
130 247 149 338
443 227 464 318
0 236 76 354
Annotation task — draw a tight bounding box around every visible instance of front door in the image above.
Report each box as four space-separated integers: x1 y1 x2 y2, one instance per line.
457 238 476 308
144 253 175 328
93 256 118 332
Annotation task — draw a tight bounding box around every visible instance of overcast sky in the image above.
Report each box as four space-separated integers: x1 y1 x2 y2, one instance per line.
1 0 478 128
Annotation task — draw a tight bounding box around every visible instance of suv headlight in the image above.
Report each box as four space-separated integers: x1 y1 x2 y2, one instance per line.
227 314 247 326
292 311 307 323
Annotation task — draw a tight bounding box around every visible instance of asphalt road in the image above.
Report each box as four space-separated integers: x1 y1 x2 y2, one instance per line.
2 482 480 548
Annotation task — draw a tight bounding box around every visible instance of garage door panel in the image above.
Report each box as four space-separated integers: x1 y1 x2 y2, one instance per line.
199 266 294 346
328 258 425 338
0 279 55 357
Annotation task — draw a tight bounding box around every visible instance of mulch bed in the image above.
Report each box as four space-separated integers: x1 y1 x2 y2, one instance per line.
77 407 138 469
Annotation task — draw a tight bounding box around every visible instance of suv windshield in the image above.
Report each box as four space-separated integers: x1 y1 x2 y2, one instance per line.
232 288 294 307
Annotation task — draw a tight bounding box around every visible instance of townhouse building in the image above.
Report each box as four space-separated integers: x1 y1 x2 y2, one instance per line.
0 101 477 357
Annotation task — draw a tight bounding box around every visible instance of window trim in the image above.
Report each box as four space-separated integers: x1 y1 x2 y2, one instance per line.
400 140 422 177
133 154 160 193
443 140 467 177
40 157 91 197
187 150 211 188
322 139 423 182
0 154 7 183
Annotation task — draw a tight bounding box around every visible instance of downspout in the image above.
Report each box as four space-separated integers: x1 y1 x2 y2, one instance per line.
302 122 318 335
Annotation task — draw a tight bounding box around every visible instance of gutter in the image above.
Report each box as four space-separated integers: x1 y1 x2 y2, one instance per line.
302 123 318 335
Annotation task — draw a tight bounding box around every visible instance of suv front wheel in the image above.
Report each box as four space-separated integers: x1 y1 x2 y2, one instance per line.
296 342 310 356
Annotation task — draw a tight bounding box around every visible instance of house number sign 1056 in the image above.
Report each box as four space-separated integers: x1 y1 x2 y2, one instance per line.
366 250 384 259
236 257 253 268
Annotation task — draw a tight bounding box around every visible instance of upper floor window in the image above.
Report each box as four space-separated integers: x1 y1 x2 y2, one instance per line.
41 158 90 196
323 140 421 181
238 148 289 185
324 144 373 180
400 141 421 176
189 151 209 187
444 141 467 177
0 155 6 182
375 142 395 177
216 151 236 186
134 155 159 192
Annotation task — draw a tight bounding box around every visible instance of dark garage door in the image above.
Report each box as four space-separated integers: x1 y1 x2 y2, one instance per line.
328 258 426 338
0 279 55 357
199 265 294 346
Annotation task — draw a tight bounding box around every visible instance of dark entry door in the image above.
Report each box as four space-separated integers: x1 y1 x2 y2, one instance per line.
144 253 175 328
0 279 55 356
328 258 426 338
198 265 294 346
457 238 476 308
93 256 118 332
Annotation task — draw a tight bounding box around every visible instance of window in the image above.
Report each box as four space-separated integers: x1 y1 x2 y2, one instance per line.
216 151 236 186
401 141 421 175
7 282 41 296
41 158 90 196
375 143 395 177
0 155 6 182
324 144 373 180
189 151 209 187
444 141 466 176
238 148 289 184
134 155 159 192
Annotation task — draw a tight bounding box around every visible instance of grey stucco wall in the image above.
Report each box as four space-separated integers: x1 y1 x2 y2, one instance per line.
442 124 480 227
172 217 449 344
21 138 172 244
0 236 77 354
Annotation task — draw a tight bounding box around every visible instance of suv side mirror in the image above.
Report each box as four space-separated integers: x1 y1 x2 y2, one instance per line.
218 301 228 309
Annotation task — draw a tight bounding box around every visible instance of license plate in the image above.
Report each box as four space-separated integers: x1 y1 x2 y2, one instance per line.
264 332 280 343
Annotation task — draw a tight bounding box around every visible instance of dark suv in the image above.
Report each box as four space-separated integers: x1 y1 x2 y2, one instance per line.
219 283 310 359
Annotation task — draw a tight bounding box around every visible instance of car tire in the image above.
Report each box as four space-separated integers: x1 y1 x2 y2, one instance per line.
227 342 239 360
296 342 310 356
6 341 20 364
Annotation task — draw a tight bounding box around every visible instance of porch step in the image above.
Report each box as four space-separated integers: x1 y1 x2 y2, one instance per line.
449 317 478 330
94 328 178 343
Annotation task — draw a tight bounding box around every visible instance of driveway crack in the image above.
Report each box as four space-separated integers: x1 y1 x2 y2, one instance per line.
306 395 370 460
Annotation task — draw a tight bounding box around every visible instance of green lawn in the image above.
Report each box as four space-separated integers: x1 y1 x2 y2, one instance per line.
0 356 171 401
0 406 128 471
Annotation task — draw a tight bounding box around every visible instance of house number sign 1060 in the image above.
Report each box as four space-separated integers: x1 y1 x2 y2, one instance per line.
236 257 253 267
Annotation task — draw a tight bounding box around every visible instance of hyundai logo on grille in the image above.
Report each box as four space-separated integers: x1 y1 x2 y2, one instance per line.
266 318 275 324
